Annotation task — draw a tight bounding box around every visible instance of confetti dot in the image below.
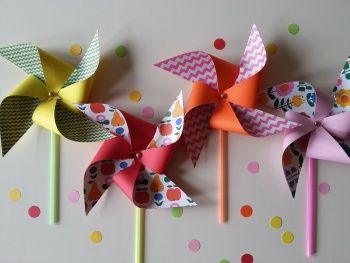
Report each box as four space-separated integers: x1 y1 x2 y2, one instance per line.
142 106 155 118
68 190 80 203
319 182 330 194
28 205 41 218
266 43 278 55
214 38 226 50
9 188 21 201
129 90 142 102
188 239 201 252
90 231 103 243
70 44 82 56
220 260 230 263
288 23 300 35
115 45 128 58
269 216 283 229
171 207 183 218
240 205 253 218
247 162 259 174
281 231 294 244
241 253 254 263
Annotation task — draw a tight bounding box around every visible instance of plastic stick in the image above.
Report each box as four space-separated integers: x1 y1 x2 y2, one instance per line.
218 129 228 223
49 131 59 225
135 207 145 263
307 157 317 257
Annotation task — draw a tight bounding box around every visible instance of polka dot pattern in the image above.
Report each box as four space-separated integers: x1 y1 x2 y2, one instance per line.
288 23 300 35
269 216 283 229
319 182 330 194
214 38 226 50
220 259 230 263
188 239 201 252
171 207 183 218
241 205 253 218
266 43 278 55
281 231 294 244
129 90 142 102
68 190 80 203
90 231 103 244
247 162 259 174
70 44 82 56
9 188 21 201
142 106 155 118
115 45 128 58
28 205 41 218
241 253 254 263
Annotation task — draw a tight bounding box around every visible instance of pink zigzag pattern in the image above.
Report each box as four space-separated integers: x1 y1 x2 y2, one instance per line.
184 104 214 166
231 104 300 137
236 24 267 83
155 51 218 89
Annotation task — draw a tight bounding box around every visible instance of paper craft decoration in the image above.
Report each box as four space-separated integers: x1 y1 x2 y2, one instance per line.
155 25 299 223
0 32 114 224
262 56 350 257
77 92 195 263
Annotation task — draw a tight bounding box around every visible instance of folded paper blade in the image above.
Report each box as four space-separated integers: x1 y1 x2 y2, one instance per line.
84 159 134 214
0 44 46 84
0 96 42 156
332 56 350 114
133 168 197 208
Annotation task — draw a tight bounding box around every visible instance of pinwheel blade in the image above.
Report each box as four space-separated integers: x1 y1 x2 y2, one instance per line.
62 31 100 88
0 44 46 83
55 101 114 142
133 168 197 208
84 159 134 214
332 56 350 114
0 96 42 156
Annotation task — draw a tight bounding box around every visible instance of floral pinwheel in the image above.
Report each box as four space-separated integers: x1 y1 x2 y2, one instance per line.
262 56 350 257
0 32 113 224
155 25 299 223
77 92 195 263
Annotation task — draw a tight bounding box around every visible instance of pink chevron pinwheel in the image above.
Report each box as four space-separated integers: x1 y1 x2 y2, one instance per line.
262 56 350 256
155 24 300 223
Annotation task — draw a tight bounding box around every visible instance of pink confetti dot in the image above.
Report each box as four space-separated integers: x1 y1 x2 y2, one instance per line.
247 161 259 174
142 106 155 118
188 239 201 252
68 190 80 203
28 205 41 218
319 182 330 194
214 38 226 50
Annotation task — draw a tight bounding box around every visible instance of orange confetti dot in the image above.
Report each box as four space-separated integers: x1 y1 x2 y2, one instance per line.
240 205 253 218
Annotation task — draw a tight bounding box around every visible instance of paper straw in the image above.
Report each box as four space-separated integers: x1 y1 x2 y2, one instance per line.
306 157 317 257
135 207 145 263
218 130 228 223
49 131 59 225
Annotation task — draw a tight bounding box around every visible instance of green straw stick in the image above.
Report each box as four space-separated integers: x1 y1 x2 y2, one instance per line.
135 207 145 263
49 131 60 225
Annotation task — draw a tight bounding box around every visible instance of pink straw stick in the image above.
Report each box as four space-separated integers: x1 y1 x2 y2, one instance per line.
306 157 317 257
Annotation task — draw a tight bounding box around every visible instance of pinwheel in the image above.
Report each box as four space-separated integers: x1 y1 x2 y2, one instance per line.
77 92 195 263
0 32 114 224
262 56 350 257
155 25 300 223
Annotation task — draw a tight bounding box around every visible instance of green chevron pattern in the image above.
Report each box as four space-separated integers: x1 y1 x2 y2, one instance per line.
0 96 42 156
55 101 114 142
62 31 100 88
0 44 46 84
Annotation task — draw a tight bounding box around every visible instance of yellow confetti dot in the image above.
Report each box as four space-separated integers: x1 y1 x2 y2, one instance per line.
70 44 82 57
9 189 21 201
90 230 103 243
269 216 282 229
266 43 278 55
281 231 294 244
129 90 142 102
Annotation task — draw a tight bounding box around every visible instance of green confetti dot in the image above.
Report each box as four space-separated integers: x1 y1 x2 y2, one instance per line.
288 23 300 35
171 207 183 218
115 45 128 58
220 260 230 263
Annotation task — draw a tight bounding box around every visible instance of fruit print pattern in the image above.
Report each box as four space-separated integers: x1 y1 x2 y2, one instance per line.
263 81 316 118
332 56 350 114
133 168 196 208
76 103 130 143
147 93 184 148
84 159 133 214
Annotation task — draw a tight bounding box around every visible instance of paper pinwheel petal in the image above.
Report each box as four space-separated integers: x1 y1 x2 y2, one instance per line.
81 92 196 214
133 168 196 208
332 56 350 114
0 32 112 155
264 81 317 117
0 44 46 83
0 96 42 155
231 104 300 136
236 24 267 83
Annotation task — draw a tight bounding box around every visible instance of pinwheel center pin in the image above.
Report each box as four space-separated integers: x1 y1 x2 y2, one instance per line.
219 93 227 99
134 152 142 159
314 120 322 127
47 91 62 100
